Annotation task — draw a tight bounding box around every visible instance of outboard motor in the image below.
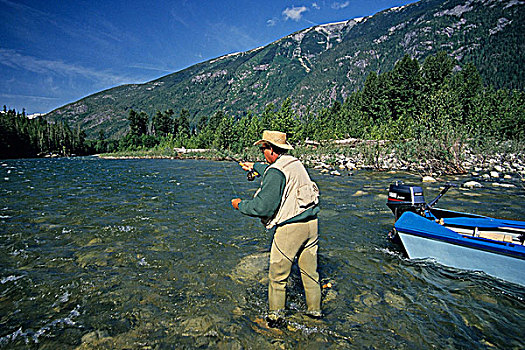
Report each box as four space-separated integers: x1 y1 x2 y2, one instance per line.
387 181 427 221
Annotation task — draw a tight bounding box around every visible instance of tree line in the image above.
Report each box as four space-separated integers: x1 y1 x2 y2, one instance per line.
0 106 91 159
115 52 524 155
2 51 524 159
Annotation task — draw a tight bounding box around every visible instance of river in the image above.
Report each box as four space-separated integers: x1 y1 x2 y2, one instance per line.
1 157 524 349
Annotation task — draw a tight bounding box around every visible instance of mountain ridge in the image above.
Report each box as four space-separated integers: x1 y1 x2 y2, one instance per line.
45 0 524 139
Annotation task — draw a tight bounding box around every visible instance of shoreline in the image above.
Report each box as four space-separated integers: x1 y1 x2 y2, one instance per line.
98 144 525 189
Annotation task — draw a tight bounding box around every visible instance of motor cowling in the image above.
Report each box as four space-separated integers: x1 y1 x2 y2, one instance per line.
387 182 427 221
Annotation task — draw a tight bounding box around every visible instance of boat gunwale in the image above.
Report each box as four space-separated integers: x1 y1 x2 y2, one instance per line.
395 212 525 261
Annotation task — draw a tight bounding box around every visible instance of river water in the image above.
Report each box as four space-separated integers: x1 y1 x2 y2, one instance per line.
0 157 523 349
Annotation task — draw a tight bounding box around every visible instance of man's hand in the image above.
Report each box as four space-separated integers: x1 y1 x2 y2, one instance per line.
231 198 241 210
239 162 254 172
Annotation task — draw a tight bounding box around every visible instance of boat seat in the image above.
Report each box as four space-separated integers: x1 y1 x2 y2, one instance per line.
443 220 518 243
476 231 514 243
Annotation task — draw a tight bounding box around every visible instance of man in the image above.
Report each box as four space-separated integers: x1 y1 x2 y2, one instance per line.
231 130 322 325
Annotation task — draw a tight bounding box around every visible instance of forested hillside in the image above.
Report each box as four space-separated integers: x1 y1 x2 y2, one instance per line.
0 107 91 158
2 50 523 168
107 52 523 173
45 0 524 140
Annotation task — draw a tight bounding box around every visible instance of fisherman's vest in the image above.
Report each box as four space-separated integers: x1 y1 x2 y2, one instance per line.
262 154 319 229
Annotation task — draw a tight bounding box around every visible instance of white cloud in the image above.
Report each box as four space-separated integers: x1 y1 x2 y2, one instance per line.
170 8 190 28
332 1 350 10
267 18 277 27
0 93 58 101
282 6 308 21
206 22 259 53
312 2 321 10
0 49 129 86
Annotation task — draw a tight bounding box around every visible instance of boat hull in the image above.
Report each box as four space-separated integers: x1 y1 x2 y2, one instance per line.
394 211 525 287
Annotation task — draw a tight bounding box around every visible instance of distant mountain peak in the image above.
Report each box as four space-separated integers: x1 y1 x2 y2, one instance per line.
46 0 524 139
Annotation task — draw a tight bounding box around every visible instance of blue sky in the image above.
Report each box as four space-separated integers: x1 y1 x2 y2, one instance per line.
0 0 416 115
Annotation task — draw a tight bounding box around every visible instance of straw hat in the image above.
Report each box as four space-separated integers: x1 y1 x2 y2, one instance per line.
254 130 294 150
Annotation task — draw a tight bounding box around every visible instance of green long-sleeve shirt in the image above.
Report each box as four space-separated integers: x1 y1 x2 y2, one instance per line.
238 162 319 226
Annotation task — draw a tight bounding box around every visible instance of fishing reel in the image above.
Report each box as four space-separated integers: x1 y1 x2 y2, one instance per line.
226 155 259 181
247 170 259 181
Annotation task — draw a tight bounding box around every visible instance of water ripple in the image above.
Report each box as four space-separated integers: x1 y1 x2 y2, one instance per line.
0 158 523 349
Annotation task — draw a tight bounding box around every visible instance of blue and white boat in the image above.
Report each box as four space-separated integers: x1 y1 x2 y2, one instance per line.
387 182 525 287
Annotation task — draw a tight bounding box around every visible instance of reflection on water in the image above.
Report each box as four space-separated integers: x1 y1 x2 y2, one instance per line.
0 157 524 349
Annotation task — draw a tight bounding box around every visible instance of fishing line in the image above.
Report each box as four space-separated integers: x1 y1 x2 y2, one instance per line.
220 159 239 198
272 236 321 286
216 149 240 198
219 148 320 285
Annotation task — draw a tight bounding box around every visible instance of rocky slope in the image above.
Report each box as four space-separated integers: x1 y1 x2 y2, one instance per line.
46 0 524 139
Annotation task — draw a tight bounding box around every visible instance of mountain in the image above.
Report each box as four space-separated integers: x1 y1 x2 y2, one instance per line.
46 0 524 139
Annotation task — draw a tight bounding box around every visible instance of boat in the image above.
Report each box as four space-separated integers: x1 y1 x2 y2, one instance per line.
386 182 525 287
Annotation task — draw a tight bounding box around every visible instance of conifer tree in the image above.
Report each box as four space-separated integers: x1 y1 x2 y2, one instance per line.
271 98 297 141
388 54 421 121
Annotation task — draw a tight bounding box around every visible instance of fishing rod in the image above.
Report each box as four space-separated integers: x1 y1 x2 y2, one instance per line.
223 154 260 181
221 150 322 288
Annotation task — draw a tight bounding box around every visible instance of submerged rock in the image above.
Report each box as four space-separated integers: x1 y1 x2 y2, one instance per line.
87 237 103 246
81 330 110 343
354 292 382 307
352 190 368 197
181 314 220 337
78 330 112 349
384 291 406 310
76 251 109 268
323 289 338 303
229 252 269 284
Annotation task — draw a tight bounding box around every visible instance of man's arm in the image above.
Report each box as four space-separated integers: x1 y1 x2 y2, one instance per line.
238 167 285 218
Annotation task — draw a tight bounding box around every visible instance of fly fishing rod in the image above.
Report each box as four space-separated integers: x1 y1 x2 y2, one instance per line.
222 150 321 288
224 154 260 181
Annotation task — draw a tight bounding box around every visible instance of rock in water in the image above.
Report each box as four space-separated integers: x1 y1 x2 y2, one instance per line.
229 252 269 284
463 181 482 188
422 176 437 183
